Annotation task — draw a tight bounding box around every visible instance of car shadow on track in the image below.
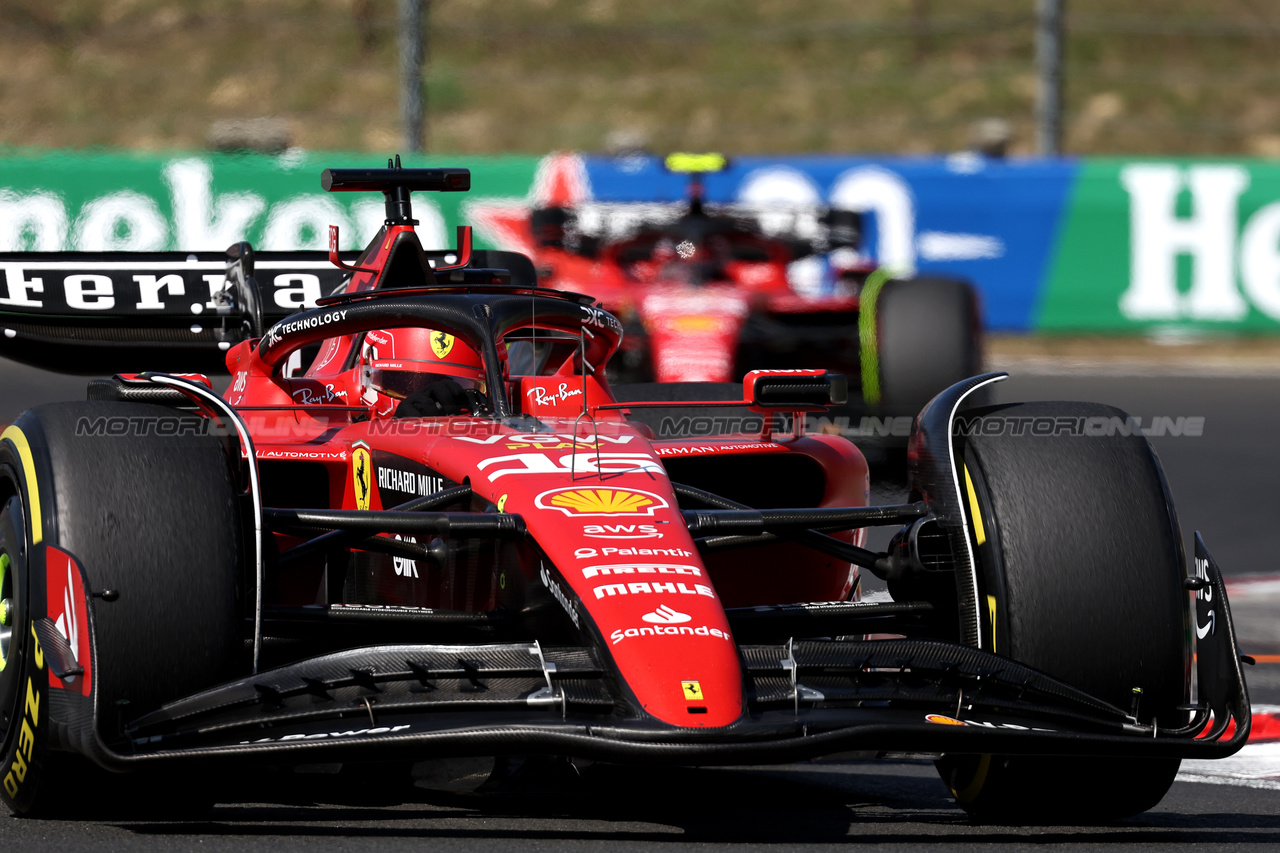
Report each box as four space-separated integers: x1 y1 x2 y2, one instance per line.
97 761 1280 848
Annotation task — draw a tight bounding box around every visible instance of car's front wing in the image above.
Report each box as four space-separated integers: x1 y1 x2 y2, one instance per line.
40 533 1249 772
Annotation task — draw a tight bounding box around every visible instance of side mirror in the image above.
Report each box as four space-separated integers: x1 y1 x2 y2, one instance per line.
218 241 264 342
743 369 848 410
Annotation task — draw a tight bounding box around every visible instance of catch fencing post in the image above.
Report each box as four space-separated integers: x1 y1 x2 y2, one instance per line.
400 0 426 152
1035 0 1064 156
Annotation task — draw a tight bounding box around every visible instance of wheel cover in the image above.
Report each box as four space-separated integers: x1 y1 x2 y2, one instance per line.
0 496 26 744
0 551 11 671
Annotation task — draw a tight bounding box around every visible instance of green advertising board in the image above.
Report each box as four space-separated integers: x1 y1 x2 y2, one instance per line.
1039 159 1280 333
0 149 540 253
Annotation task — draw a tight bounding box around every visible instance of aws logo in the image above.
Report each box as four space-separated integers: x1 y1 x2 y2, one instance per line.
583 523 662 540
534 487 669 517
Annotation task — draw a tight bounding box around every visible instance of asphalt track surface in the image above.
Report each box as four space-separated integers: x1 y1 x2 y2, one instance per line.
0 361 1278 849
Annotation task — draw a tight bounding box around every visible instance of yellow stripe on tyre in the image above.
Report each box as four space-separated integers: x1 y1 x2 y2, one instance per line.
951 754 993 804
1 426 41 545
962 464 986 547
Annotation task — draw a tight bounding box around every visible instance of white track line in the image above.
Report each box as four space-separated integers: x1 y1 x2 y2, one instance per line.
1227 575 1280 596
1179 741 1280 789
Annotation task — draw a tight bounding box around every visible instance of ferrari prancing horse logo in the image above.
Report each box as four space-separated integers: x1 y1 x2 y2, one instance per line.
431 331 454 359
682 681 703 701
352 442 372 511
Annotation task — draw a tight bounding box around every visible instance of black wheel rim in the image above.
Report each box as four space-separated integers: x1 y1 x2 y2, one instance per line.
0 494 26 740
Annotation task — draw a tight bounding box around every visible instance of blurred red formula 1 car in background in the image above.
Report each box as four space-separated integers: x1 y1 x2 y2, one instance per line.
506 153 983 441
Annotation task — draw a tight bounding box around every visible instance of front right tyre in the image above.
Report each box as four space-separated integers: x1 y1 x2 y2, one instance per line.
935 401 1189 824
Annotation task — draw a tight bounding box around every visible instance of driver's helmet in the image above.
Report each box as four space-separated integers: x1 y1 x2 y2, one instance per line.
363 327 486 401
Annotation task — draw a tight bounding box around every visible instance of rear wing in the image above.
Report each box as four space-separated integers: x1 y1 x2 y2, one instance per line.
0 248 356 374
0 248 538 376
0 165 544 376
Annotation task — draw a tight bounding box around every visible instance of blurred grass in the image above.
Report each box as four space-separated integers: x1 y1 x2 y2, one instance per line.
3 0 1280 155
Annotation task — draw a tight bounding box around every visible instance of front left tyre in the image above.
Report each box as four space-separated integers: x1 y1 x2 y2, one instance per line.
0 402 243 815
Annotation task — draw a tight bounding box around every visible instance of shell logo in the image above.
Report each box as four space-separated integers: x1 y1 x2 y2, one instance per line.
668 315 723 334
924 713 966 726
534 487 670 517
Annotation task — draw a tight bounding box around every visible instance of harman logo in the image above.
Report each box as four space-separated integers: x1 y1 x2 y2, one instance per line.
535 487 669 517
642 605 691 625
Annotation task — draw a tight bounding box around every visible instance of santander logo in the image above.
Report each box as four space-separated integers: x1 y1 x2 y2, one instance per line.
642 605 692 625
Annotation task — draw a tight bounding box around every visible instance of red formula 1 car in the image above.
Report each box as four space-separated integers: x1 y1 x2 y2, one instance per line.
0 164 1249 822
522 154 983 435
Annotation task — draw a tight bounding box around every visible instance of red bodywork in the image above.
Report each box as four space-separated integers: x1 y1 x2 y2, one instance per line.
473 154 868 383
213 220 869 730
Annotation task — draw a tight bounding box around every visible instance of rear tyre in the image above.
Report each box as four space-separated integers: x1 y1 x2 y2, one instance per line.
873 276 981 417
0 402 242 815
935 401 1188 824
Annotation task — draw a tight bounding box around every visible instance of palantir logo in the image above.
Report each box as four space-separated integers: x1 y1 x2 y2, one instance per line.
642 605 691 625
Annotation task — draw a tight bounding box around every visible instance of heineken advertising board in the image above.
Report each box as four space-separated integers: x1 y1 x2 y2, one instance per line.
1039 159 1280 333
0 149 539 254
5 148 1280 333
